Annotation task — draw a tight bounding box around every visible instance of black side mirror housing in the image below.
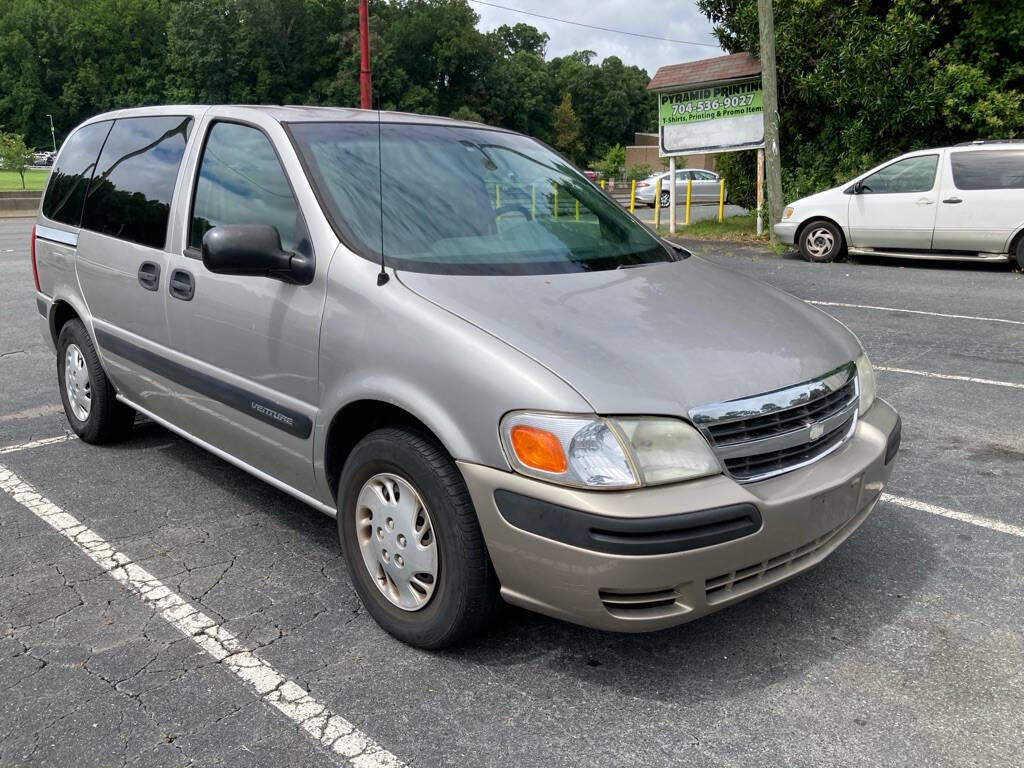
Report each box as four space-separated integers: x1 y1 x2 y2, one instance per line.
846 181 863 195
201 225 314 285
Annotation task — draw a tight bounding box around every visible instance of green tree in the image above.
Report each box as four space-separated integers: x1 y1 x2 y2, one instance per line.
551 93 583 163
0 130 33 189
698 0 1024 201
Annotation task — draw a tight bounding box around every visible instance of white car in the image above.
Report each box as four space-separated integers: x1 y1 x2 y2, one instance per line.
774 141 1024 268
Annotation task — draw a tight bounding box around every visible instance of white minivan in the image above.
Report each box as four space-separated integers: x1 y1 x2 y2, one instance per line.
774 142 1024 268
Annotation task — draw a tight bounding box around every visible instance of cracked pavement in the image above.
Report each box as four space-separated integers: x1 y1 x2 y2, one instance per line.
2 218 1023 766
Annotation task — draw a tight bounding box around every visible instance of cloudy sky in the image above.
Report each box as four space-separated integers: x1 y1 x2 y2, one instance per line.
468 0 724 76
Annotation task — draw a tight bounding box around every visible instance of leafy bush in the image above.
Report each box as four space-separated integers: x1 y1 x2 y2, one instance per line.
595 144 626 178
626 163 653 181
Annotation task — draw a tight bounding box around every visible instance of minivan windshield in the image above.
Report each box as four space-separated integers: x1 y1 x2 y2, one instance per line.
288 121 676 275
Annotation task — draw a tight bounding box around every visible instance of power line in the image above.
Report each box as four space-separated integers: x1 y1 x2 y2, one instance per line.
467 0 721 47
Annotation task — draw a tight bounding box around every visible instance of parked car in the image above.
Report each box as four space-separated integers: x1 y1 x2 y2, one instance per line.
583 170 599 182
635 168 726 207
32 151 55 167
775 141 1024 266
32 105 900 648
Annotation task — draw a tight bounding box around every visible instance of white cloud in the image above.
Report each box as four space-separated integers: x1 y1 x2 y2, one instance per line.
468 0 723 76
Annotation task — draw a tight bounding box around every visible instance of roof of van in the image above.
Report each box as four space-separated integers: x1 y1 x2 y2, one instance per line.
78 104 494 131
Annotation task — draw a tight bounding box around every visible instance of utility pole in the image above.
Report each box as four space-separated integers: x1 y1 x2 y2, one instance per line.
757 0 783 240
359 0 372 109
45 114 57 153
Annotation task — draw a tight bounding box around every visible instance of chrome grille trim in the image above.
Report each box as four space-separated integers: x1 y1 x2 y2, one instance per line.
690 362 859 483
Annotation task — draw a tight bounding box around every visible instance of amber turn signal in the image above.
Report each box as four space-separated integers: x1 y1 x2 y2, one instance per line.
509 425 567 473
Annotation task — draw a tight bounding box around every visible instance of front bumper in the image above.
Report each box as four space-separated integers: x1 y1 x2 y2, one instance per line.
773 221 798 245
459 398 899 632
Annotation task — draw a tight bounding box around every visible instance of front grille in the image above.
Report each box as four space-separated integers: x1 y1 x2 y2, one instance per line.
691 363 859 483
705 515 854 603
724 414 855 481
707 378 857 445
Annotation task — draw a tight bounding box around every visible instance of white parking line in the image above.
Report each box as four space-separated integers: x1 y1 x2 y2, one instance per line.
0 433 76 455
0 464 405 768
806 300 1024 327
882 493 1024 539
874 366 1024 391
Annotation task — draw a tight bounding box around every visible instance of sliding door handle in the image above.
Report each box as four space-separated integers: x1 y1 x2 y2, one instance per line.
942 197 963 204
137 261 160 291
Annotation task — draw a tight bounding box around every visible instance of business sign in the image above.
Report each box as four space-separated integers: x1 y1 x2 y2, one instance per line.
658 77 764 156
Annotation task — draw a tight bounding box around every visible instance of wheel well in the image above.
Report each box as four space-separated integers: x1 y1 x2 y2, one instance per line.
1008 228 1024 261
50 300 79 345
324 400 442 500
796 216 846 248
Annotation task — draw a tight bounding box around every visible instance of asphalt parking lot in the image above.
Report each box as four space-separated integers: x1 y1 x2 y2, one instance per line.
1 217 1022 767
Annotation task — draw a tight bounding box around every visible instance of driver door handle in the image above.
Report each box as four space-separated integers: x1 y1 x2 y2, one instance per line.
915 197 935 206
942 196 963 204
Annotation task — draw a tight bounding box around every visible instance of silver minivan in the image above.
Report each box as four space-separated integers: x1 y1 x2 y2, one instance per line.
32 106 901 648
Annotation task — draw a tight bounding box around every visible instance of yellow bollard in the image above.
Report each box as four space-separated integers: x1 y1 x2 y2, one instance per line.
575 198 580 221
553 182 558 220
531 183 536 219
653 178 661 230
495 183 500 208
685 179 692 226
629 179 637 213
718 179 725 223
600 178 606 190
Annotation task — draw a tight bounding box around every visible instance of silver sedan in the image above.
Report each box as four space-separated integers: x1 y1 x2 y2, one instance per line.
635 169 727 207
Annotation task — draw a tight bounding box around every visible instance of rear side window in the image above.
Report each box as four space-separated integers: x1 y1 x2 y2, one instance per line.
80 116 192 249
189 122 300 252
42 121 112 226
951 150 1024 190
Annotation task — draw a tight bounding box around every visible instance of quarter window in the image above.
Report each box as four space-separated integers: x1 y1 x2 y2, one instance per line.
859 155 938 194
41 121 112 226
189 122 299 252
951 150 1024 190
80 116 192 249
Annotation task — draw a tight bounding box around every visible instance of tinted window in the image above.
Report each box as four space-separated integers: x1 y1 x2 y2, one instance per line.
80 116 192 249
41 121 112 226
189 122 300 252
860 155 938 194
951 150 1024 190
693 170 716 180
289 122 674 275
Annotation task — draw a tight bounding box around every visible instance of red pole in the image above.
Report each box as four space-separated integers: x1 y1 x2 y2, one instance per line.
359 0 372 109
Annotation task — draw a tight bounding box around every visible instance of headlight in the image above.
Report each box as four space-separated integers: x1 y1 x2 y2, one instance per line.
783 206 795 219
500 412 720 489
855 352 876 414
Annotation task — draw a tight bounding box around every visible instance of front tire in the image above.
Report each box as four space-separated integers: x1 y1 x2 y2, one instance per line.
1013 235 1024 271
56 319 135 443
659 190 671 208
337 427 499 648
799 220 844 263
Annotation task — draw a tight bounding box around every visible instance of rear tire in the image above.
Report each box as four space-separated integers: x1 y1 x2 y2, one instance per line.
1013 234 1024 271
799 220 844 263
659 190 670 208
337 427 499 648
56 319 135 443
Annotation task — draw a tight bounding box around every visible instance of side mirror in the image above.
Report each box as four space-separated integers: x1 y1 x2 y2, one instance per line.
201 225 313 285
849 181 864 195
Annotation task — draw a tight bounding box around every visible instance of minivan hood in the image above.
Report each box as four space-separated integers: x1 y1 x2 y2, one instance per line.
397 257 862 416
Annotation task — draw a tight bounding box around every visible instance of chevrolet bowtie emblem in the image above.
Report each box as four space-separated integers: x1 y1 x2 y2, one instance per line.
808 423 825 441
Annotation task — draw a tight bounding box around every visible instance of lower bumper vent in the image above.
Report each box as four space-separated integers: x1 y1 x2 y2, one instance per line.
705 518 852 604
598 587 686 619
